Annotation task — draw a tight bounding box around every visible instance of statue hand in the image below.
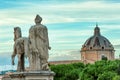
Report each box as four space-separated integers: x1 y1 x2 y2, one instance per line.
43 39 46 43
32 48 39 53
48 46 51 50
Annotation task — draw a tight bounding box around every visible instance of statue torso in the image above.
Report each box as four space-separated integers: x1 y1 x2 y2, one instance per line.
29 24 47 50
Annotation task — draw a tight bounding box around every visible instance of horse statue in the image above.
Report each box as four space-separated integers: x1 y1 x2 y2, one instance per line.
11 27 29 72
11 15 51 72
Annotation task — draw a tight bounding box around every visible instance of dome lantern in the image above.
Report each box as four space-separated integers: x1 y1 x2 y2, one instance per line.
94 23 100 35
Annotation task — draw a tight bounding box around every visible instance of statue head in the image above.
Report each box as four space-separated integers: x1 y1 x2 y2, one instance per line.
14 27 22 41
35 14 42 25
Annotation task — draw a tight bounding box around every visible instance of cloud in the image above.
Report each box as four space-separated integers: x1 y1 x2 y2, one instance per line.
0 1 120 26
0 39 13 53
110 39 120 45
95 25 120 30
114 44 120 48
0 1 120 70
49 49 80 61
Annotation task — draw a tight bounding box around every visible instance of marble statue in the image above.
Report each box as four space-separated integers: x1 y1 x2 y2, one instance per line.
2 15 55 80
11 27 29 72
29 15 51 70
11 15 51 71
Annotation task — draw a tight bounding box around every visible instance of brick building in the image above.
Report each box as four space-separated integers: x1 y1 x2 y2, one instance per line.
49 60 81 65
81 24 115 64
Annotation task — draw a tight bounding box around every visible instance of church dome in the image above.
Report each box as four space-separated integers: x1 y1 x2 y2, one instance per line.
81 24 114 51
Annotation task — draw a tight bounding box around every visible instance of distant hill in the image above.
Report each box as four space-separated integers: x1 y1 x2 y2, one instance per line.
0 70 16 75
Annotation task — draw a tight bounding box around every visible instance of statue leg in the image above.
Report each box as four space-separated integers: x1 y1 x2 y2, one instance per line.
21 53 25 71
28 52 32 70
12 47 17 65
11 53 16 65
17 54 22 72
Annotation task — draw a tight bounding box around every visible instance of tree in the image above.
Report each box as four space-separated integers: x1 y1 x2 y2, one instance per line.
50 62 84 80
50 60 120 80
65 69 80 80
97 71 116 80
113 75 120 80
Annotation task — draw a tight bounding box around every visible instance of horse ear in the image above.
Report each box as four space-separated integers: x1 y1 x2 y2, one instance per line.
14 27 16 30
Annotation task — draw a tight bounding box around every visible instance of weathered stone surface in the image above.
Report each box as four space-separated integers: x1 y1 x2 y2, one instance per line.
11 15 51 71
81 24 115 64
12 27 23 71
2 71 55 80
5 15 55 80
11 27 29 72
29 15 51 71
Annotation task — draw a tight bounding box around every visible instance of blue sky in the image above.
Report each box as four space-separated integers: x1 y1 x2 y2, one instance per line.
0 0 120 71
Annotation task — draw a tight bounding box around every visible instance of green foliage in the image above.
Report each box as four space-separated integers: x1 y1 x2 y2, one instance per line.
113 75 120 80
97 71 116 80
79 60 120 80
50 60 120 80
80 64 98 80
50 62 84 80
64 69 80 80
117 63 120 75
50 64 73 80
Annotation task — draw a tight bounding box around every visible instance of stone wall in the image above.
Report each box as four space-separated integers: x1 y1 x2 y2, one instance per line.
81 50 114 64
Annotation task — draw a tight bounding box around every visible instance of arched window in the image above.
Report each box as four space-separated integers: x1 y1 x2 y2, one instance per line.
102 47 104 49
101 54 107 60
90 47 92 49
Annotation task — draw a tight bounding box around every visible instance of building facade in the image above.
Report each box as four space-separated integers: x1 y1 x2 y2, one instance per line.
81 24 115 63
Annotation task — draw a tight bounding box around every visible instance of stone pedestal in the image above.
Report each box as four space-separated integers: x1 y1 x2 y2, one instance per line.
2 71 55 80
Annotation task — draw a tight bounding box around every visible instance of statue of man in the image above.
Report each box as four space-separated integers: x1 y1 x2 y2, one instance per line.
29 15 51 70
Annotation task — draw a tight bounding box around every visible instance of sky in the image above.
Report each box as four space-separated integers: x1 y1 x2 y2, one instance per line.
0 0 120 71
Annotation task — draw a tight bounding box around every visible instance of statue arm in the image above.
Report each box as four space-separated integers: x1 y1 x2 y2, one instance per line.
45 28 51 50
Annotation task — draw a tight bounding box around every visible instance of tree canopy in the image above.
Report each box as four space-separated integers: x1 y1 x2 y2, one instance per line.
50 60 120 80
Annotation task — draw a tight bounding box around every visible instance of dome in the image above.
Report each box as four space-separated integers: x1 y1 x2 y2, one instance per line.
81 24 114 51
